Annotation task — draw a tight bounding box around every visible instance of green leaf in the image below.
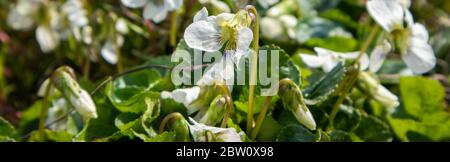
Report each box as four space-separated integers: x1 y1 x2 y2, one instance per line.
328 130 352 142
28 130 73 142
75 92 120 141
144 132 176 142
259 45 302 85
0 116 17 139
388 76 450 141
256 115 283 142
399 76 445 119
388 117 450 142
303 63 346 104
106 69 161 113
353 115 393 142
276 124 316 142
333 105 361 132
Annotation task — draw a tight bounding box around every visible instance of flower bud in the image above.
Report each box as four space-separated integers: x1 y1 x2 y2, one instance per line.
51 66 98 119
199 95 227 126
357 72 399 109
279 79 316 130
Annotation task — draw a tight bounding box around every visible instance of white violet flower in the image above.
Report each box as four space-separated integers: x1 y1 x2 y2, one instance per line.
120 0 183 23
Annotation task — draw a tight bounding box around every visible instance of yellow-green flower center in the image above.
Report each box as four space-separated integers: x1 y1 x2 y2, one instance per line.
218 10 252 50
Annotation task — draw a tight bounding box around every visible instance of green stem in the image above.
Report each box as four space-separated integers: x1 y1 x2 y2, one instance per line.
217 83 234 128
328 25 380 130
246 5 259 134
170 11 179 47
38 80 52 141
354 25 380 65
159 112 183 133
250 96 272 140
328 65 360 130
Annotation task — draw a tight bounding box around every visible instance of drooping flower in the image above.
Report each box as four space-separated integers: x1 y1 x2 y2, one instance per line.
357 71 399 109
366 0 435 74
300 47 369 72
120 0 183 23
183 7 253 86
188 117 243 142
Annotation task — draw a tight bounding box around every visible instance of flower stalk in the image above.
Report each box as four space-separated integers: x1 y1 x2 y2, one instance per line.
250 95 272 140
38 79 52 141
246 5 259 133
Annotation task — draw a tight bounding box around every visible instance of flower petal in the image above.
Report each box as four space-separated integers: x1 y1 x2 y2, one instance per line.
101 41 118 64
370 41 391 72
367 0 404 32
120 0 146 8
402 38 436 74
143 2 168 23
193 7 209 22
411 23 429 42
170 86 201 107
184 21 222 52
236 27 253 53
36 26 59 53
165 0 183 11
300 54 325 68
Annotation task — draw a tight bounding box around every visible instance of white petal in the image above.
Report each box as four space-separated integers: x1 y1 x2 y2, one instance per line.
314 48 338 72
370 41 392 72
193 7 209 22
215 13 234 25
374 84 399 108
71 89 97 119
322 58 340 73
367 0 405 32
402 38 436 74
292 106 316 130
236 28 253 53
101 41 118 64
184 21 222 52
170 86 201 107
120 0 146 8
115 18 129 34
221 52 235 81
411 23 429 41
165 0 183 11
143 2 168 23
36 26 59 53
359 53 370 71
300 54 325 68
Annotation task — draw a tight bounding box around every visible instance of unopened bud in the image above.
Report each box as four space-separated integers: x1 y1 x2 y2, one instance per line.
278 79 316 130
51 66 98 119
